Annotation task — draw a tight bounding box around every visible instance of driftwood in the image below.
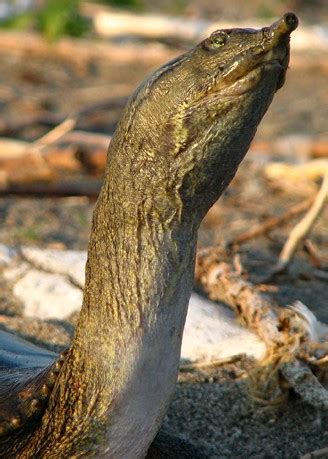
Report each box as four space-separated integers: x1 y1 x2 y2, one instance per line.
0 134 109 188
195 248 328 409
264 159 328 183
0 98 114 190
0 96 133 188
0 30 176 65
0 97 119 188
82 4 328 54
0 139 55 184
0 179 102 198
310 140 328 159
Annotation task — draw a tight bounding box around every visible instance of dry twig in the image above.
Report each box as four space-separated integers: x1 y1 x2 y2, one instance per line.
229 197 314 247
0 99 118 189
303 239 323 269
195 248 328 408
180 354 244 372
272 170 328 275
27 99 119 155
264 159 328 183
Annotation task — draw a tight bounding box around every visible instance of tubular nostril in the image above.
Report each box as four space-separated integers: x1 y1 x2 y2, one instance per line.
270 12 298 38
283 12 298 31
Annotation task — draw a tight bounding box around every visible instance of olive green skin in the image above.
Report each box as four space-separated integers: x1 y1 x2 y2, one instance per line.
0 13 298 458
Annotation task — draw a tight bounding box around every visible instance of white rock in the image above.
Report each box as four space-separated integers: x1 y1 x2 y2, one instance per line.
0 244 17 267
2 245 266 360
181 293 266 361
3 262 30 282
13 269 83 320
21 247 87 288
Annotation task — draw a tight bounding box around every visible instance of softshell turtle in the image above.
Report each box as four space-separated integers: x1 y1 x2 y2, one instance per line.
0 13 298 458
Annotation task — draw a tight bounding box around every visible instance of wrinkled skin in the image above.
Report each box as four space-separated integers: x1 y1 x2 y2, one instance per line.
0 13 298 458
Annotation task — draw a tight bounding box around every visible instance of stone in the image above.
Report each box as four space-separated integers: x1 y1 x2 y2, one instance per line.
0 244 17 267
3 263 29 282
13 269 83 320
1 245 266 360
21 247 86 288
181 293 265 361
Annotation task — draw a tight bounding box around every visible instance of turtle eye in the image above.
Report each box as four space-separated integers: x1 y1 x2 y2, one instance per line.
211 33 227 48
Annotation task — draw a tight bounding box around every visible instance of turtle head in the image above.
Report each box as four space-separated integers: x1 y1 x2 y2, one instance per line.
110 13 298 225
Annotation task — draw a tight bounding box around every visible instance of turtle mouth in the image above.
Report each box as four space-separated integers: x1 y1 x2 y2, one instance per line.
212 12 297 96
216 56 286 98
221 56 286 96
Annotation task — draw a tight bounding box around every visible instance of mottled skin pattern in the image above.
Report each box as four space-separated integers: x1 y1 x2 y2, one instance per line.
0 13 298 458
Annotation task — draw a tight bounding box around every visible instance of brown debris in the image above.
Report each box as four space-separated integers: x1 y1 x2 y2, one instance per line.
229 197 314 247
0 147 55 185
272 169 328 276
0 97 120 192
303 239 323 269
195 248 328 409
0 129 110 190
310 139 328 159
0 179 102 198
180 355 244 373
